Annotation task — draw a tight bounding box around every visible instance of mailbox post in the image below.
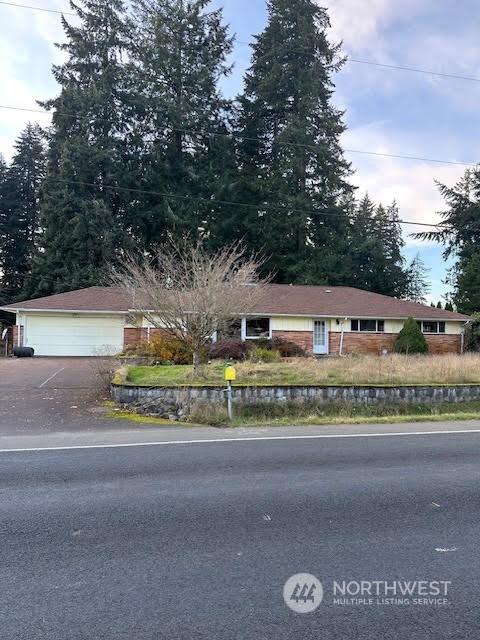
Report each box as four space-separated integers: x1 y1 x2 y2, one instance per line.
224 363 236 421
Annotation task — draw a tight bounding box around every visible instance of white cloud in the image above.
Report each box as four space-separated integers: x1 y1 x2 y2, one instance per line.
342 120 466 245
0 0 73 159
322 0 430 54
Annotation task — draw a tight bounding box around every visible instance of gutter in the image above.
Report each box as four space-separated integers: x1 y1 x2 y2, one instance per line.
0 308 128 315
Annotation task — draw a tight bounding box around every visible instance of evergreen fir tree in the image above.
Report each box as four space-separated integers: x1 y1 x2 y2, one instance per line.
0 125 46 301
128 0 234 250
395 317 429 354
348 194 383 291
415 169 480 314
404 253 430 303
235 0 353 283
0 155 8 304
453 253 480 314
27 0 131 296
375 201 408 297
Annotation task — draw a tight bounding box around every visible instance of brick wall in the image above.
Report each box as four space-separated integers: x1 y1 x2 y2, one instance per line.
272 330 313 354
124 327 147 347
123 327 172 348
12 325 23 348
329 332 462 356
124 327 462 355
329 332 396 356
425 334 462 355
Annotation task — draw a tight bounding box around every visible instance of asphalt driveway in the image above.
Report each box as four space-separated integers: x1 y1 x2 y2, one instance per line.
0 357 118 435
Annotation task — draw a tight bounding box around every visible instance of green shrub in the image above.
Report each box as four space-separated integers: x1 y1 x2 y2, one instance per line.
395 317 429 354
248 347 281 363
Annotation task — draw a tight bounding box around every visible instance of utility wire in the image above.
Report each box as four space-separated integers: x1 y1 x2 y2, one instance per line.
42 176 444 229
0 0 73 15
3 1 480 85
0 103 476 168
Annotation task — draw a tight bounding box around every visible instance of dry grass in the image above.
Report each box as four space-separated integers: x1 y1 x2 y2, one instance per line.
126 353 480 387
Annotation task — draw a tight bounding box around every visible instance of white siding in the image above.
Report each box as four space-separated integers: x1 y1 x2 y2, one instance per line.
271 316 314 332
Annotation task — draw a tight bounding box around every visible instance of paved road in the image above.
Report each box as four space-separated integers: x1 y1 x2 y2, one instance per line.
1 432 479 639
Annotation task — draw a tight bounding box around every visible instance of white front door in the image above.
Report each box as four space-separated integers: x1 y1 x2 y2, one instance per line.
313 320 328 355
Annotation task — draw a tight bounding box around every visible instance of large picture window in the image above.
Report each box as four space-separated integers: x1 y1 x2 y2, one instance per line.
245 317 271 339
351 319 385 333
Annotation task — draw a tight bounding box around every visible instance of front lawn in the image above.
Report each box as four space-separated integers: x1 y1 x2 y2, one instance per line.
122 353 480 387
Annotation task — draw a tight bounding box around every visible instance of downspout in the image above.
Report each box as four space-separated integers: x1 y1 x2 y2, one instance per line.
339 317 348 356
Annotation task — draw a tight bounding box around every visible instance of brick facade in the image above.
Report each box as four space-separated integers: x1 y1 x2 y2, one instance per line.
123 327 170 347
272 329 462 356
424 334 462 355
12 325 24 348
272 330 314 354
123 326 462 356
329 332 462 356
124 327 147 347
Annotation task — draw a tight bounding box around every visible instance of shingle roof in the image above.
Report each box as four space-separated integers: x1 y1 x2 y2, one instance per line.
252 285 470 321
0 284 470 321
0 287 133 313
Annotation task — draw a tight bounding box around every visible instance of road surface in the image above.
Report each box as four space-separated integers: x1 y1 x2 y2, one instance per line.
0 430 479 639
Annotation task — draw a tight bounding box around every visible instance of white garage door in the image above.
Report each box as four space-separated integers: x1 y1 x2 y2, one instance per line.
24 315 124 356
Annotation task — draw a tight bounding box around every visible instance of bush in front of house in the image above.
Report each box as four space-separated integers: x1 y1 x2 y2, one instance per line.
248 347 281 363
208 338 253 361
256 337 307 357
122 334 194 364
395 317 429 354
149 334 195 364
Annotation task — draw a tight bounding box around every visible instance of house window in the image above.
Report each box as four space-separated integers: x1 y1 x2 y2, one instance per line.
245 317 271 339
351 319 385 332
421 321 446 334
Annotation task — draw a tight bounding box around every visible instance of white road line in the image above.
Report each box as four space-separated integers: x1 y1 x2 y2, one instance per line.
1 428 480 453
38 367 65 389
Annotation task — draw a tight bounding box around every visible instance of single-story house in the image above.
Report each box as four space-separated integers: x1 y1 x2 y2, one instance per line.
0 285 470 357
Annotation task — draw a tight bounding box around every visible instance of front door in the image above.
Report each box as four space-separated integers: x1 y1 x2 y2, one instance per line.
313 320 328 355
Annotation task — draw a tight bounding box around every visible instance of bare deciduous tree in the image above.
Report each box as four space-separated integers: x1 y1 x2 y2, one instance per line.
111 240 269 372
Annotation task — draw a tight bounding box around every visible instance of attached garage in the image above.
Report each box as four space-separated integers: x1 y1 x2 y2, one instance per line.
21 314 125 356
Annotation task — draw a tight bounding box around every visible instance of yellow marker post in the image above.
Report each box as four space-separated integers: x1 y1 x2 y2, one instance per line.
224 365 236 420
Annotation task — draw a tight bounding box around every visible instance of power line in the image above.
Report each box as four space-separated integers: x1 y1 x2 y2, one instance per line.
0 0 73 15
3 1 480 85
0 103 476 168
44 176 444 229
347 58 480 84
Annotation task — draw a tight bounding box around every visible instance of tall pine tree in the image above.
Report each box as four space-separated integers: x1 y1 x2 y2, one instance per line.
416 169 480 314
405 252 430 303
27 0 131 296
128 0 234 250
375 201 408 297
0 124 46 301
234 0 353 283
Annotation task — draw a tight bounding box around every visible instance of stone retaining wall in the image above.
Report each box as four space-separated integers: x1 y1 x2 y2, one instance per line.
112 382 480 408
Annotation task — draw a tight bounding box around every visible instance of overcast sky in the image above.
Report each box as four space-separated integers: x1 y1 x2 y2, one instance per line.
1 0 479 302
